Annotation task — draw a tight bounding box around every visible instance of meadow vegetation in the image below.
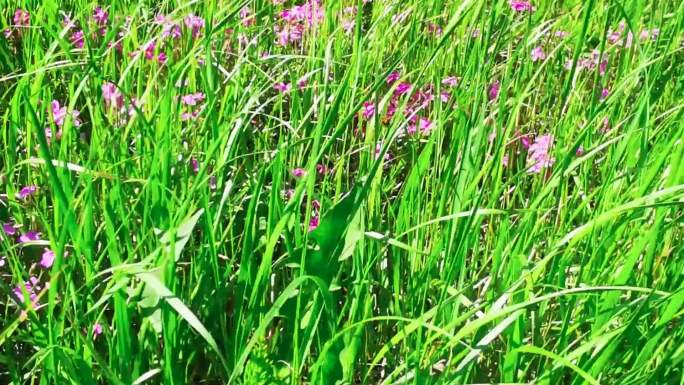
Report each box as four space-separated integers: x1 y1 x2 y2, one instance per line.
1 0 683 383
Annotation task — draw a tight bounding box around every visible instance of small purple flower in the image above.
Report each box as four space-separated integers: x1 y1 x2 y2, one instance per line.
13 9 30 28
144 42 156 60
394 82 412 96
12 277 41 305
93 323 103 338
51 100 81 127
17 185 37 200
19 231 41 243
600 88 609 101
181 92 206 106
12 284 29 302
520 134 531 149
2 223 18 236
274 82 291 93
190 158 200 174
527 134 555 174
442 76 459 87
282 188 295 200
184 14 205 38
386 71 401 84
102 82 124 109
157 51 168 64
308 215 320 231
292 168 306 178
418 117 434 133
375 142 392 162
40 248 55 268
576 145 585 156
71 30 85 48
93 7 109 25
297 77 308 90
440 91 450 103
488 80 500 101
509 0 533 12
362 101 375 119
240 7 255 27
531 46 546 62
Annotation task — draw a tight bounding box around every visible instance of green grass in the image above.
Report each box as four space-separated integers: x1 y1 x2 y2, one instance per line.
1 0 683 384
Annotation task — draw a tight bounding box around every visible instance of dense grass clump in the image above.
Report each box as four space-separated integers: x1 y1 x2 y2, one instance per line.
1 0 683 383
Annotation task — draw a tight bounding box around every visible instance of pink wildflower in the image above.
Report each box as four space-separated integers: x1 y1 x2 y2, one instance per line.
509 0 533 12
274 82 291 93
184 14 205 38
93 7 109 25
576 145 585 156
520 134 531 149
297 77 308 90
128 98 142 117
282 189 295 200
526 134 555 174
531 46 546 62
2 223 18 236
419 117 434 133
102 82 124 109
600 88 609 101
362 101 375 119
442 76 459 87
62 14 75 30
93 323 103 338
426 22 442 36
607 29 621 44
181 92 206 106
51 100 81 127
488 80 500 101
13 9 30 27
385 99 397 120
386 71 401 84
394 82 412 96
40 249 55 269
292 168 306 178
240 7 255 27
71 30 85 48
17 185 37 200
13 277 40 303
601 117 611 133
181 112 200 121
308 215 320 231
316 164 328 175
375 142 392 161
157 51 168 64
19 231 41 243
440 91 450 103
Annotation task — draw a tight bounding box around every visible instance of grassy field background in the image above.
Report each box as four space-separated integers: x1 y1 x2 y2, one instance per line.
1 0 683 384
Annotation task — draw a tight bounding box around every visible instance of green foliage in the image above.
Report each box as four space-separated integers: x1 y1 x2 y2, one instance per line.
1 0 683 384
